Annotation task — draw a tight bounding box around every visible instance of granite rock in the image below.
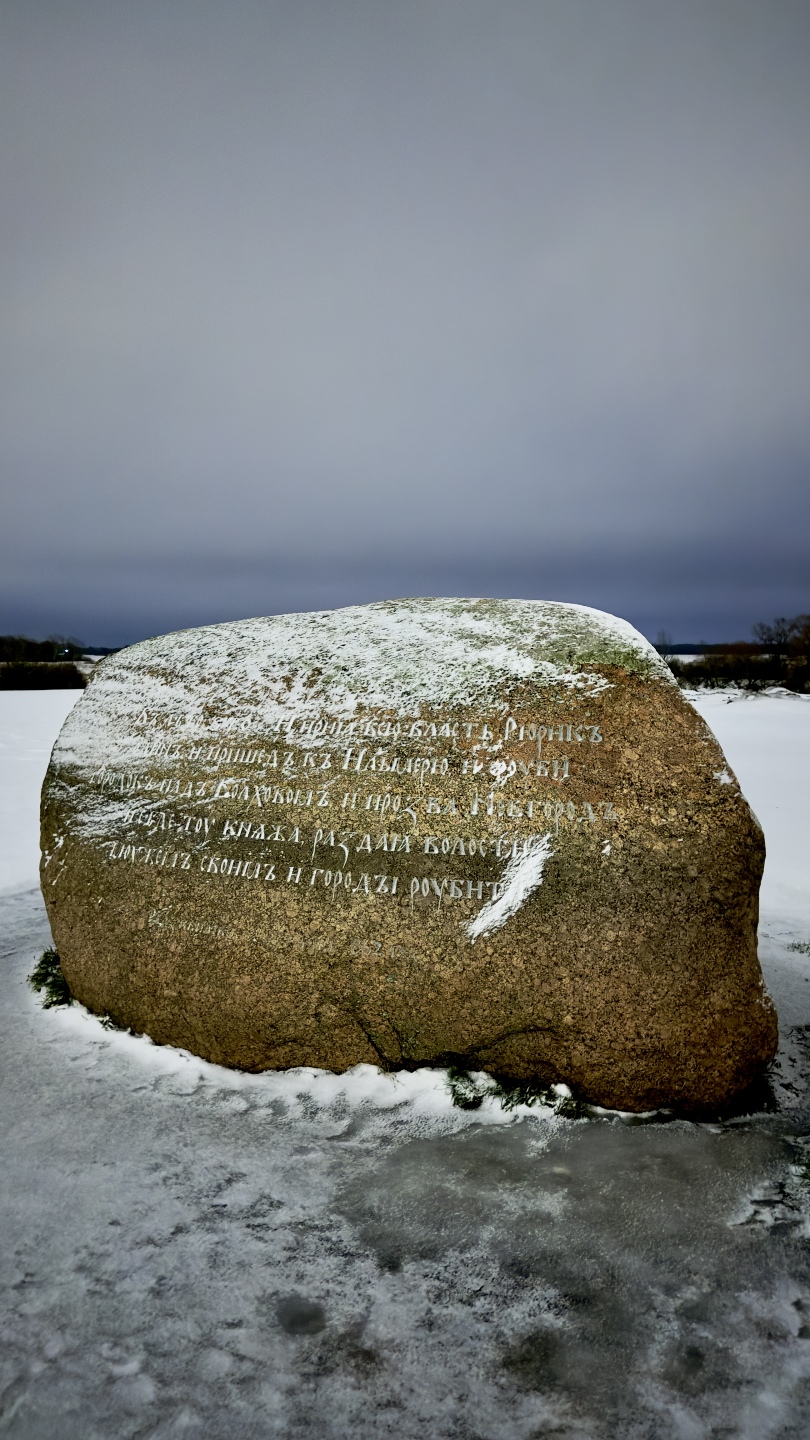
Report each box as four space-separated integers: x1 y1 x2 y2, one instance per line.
40 598 777 1111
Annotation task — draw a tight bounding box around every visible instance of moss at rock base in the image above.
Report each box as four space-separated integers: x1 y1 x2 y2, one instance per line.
28 949 73 1008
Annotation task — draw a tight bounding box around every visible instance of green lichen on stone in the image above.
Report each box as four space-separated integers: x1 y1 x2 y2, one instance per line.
378 597 670 681
364 597 671 681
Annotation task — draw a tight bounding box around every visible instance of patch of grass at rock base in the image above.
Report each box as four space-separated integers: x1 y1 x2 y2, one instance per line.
28 950 122 1029
28 948 73 1008
446 1064 780 1123
446 1065 588 1117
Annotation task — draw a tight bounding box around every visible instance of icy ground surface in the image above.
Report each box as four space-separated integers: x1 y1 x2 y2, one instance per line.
2 688 810 1439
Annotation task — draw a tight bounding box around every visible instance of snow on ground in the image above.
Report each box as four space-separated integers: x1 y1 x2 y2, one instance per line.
0 690 80 895
1 686 810 1439
691 690 810 934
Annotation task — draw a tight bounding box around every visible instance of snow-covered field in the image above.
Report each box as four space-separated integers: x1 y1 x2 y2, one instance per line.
0 690 79 896
1 687 810 1439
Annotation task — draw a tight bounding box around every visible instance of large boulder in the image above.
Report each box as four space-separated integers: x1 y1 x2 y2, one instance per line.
40 598 777 1111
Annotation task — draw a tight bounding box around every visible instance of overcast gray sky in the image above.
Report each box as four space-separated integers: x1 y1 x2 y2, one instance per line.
1 0 808 645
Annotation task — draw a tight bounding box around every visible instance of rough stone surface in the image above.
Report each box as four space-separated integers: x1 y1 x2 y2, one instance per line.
40 597 777 1110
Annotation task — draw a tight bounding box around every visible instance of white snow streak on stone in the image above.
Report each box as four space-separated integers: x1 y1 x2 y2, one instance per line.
465 833 554 941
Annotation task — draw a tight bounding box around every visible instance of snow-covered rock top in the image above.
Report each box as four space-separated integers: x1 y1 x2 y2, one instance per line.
52 598 672 770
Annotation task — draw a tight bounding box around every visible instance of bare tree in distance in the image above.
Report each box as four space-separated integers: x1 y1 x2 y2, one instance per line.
665 613 810 692
752 615 810 658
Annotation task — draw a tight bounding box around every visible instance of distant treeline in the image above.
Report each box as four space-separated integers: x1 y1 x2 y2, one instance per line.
0 634 89 689
663 615 810 692
0 634 86 662
0 663 87 689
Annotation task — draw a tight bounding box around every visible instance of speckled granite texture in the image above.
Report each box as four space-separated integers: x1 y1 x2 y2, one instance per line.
40 598 776 1109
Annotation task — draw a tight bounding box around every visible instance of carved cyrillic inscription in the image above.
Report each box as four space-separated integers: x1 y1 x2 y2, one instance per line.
85 698 618 914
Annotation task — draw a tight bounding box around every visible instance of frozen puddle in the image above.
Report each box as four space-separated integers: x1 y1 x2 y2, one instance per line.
2 886 810 1439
